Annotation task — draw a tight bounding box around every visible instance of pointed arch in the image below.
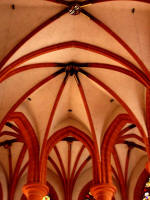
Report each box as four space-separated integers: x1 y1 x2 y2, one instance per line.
40 126 99 184
7 112 39 183
1 41 149 87
101 113 132 183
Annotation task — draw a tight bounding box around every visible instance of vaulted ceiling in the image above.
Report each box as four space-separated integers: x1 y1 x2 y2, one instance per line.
0 0 150 200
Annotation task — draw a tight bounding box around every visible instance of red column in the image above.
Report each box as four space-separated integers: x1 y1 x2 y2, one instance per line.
22 183 49 200
145 161 150 173
90 184 116 200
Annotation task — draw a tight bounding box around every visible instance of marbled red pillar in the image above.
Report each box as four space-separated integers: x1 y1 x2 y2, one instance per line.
22 183 49 200
90 184 116 200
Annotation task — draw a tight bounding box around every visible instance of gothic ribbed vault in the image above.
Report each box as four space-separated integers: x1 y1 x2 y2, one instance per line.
0 0 150 200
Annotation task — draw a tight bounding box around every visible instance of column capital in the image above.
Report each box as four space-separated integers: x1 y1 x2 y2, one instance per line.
22 183 49 200
90 183 116 200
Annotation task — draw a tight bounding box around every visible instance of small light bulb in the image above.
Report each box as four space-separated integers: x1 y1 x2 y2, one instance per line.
145 192 149 196
43 196 50 200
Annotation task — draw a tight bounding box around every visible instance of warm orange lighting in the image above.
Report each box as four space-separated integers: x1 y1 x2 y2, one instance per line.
43 196 50 200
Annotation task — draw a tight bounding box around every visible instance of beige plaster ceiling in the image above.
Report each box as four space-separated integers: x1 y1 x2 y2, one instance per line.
0 1 149 200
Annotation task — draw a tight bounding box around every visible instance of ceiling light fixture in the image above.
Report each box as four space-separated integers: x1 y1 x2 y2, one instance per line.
110 99 114 103
27 97 32 101
11 4 15 10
